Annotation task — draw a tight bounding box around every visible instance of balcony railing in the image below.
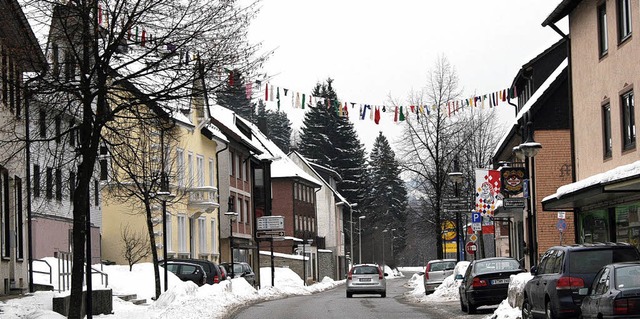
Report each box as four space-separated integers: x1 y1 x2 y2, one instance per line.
187 186 219 213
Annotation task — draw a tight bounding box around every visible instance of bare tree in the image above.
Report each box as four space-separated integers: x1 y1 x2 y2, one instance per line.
120 224 150 271
8 0 264 317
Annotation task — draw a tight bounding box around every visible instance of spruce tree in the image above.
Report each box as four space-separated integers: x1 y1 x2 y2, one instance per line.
256 100 292 153
298 78 369 215
215 68 256 122
366 132 408 261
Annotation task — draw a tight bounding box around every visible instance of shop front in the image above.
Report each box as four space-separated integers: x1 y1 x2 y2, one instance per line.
542 164 640 251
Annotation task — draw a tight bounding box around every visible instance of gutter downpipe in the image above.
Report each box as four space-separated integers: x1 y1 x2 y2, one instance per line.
547 22 577 236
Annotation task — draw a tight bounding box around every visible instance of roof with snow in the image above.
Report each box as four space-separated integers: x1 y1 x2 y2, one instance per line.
543 160 640 211
207 103 263 155
289 151 347 204
234 118 321 187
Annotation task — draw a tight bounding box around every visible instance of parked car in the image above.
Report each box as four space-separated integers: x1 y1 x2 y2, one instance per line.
424 259 456 294
161 258 222 285
220 262 256 286
453 261 471 285
579 261 640 319
346 263 388 298
522 243 640 319
218 264 228 281
161 261 207 286
459 257 524 313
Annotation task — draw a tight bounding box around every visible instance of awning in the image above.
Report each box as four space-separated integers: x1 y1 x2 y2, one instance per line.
542 160 640 210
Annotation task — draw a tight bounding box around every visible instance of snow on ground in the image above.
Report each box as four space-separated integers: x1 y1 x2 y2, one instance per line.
0 260 530 319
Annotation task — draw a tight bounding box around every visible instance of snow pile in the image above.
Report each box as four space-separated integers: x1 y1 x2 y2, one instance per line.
404 273 460 303
0 262 345 319
486 272 533 319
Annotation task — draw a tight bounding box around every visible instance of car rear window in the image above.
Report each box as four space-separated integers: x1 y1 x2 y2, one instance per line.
353 266 379 274
430 261 455 271
615 265 640 289
475 259 521 274
569 249 640 274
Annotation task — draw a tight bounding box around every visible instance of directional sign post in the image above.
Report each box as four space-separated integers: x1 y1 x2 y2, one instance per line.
256 230 286 239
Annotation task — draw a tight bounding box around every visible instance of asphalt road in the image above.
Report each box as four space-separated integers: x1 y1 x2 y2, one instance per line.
227 271 496 319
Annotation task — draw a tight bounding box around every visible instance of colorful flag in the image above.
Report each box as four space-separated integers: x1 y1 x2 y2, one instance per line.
475 169 501 217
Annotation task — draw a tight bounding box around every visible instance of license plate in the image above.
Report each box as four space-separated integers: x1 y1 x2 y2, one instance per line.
491 279 510 285
359 278 371 282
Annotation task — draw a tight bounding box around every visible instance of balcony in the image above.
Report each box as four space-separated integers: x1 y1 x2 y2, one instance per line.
187 186 219 215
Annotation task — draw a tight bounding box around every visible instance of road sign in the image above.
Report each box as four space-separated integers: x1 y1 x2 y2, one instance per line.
444 208 469 213
469 234 478 242
465 242 477 255
257 216 285 231
256 230 285 238
503 198 526 208
556 220 567 232
557 211 566 219
472 223 482 231
471 212 481 223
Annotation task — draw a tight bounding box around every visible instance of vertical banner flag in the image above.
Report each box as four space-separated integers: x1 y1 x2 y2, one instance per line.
475 169 501 217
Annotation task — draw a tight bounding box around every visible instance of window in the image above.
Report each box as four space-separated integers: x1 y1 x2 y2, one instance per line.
39 110 46 138
55 116 61 143
237 197 242 223
46 167 53 199
69 171 75 202
33 165 40 197
198 217 206 254
603 102 612 158
177 215 187 252
617 0 632 42
598 3 609 56
94 179 100 206
208 159 214 187
236 154 242 180
176 149 184 187
210 219 216 254
229 152 236 176
244 199 249 224
1 169 8 258
15 176 23 259
621 90 635 150
187 152 193 186
196 155 204 187
166 212 173 252
55 168 62 201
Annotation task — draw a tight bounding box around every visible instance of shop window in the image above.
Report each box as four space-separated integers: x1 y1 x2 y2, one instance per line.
616 204 640 251
579 210 610 243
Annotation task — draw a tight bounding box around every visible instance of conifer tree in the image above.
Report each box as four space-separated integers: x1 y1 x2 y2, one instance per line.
366 132 408 262
256 100 292 153
216 68 256 122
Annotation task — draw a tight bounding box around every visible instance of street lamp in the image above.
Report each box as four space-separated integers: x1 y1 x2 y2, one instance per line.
382 229 388 266
358 215 365 264
224 211 239 278
348 203 358 268
156 188 175 292
518 121 541 268
390 229 396 265
448 163 463 262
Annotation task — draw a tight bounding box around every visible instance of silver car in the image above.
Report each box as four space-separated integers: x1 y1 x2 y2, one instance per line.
424 259 456 294
346 264 388 298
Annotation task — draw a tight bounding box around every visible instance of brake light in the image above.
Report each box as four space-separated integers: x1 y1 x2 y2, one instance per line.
472 277 488 288
556 276 584 290
424 264 431 280
378 267 383 280
614 298 640 315
347 269 353 280
214 275 219 284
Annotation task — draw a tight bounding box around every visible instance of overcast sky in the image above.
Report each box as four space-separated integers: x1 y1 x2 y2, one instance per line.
246 1 568 150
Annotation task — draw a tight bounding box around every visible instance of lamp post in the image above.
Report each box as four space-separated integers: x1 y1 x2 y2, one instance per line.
382 229 388 266
225 211 238 278
157 172 175 292
448 163 463 262
517 121 541 269
358 215 365 264
348 203 358 268
390 229 396 265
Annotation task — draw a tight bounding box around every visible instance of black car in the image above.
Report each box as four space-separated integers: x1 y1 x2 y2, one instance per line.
459 257 524 314
579 261 640 319
161 261 207 286
522 243 640 319
221 262 256 286
161 258 222 285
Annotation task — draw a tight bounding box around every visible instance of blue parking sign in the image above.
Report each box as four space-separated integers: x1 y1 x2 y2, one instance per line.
471 212 481 223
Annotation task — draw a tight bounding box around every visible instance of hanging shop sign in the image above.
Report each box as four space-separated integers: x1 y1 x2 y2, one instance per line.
500 167 527 195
